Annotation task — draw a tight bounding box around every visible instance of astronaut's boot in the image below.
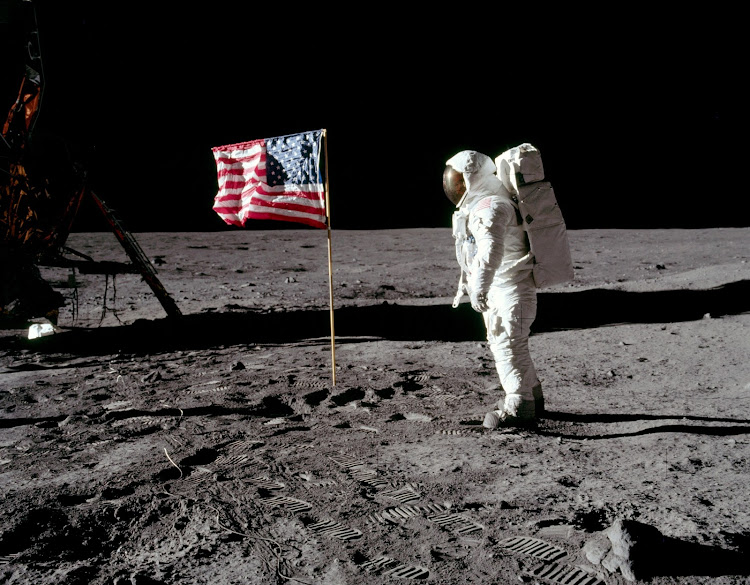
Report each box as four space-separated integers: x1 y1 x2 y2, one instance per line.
483 394 536 429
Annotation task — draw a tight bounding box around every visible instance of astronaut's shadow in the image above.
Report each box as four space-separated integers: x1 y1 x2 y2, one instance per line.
532 279 750 332
584 527 750 580
649 536 750 579
338 279 750 339
335 279 748 340
536 410 750 440
543 411 750 425
6 280 748 356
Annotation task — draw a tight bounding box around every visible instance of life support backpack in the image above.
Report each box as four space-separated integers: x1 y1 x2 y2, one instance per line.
495 143 574 289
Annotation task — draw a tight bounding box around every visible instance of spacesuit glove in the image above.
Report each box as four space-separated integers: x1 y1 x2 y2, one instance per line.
470 289 489 313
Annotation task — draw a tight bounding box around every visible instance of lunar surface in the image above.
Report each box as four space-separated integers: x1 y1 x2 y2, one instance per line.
1 227 749 585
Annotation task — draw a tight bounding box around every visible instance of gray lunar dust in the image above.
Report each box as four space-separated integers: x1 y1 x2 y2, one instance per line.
1 227 749 585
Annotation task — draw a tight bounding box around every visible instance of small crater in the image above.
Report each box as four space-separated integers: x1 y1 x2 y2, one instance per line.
572 508 610 532
58 494 91 506
374 387 395 399
330 387 366 406
393 380 423 393
256 396 294 417
180 448 219 467
303 388 329 406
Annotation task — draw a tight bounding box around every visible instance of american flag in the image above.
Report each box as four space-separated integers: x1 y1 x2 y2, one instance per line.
473 197 492 212
212 130 326 229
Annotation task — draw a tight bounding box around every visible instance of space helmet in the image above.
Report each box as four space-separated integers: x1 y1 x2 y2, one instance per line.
442 165 465 206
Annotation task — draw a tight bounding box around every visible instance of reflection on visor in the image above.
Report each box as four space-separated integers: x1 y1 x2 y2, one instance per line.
443 166 465 206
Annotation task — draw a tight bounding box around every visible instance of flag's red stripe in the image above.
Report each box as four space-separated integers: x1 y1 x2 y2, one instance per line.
211 138 265 153
213 207 327 230
217 168 266 183
212 205 243 215
254 185 324 200
214 153 264 167
213 202 324 217
217 165 265 176
217 180 261 193
214 198 326 215
244 211 326 229
243 199 324 214
213 195 245 204
213 189 323 205
214 207 326 226
214 146 264 158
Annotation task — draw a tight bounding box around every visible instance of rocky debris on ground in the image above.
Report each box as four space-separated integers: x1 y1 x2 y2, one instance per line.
582 517 664 581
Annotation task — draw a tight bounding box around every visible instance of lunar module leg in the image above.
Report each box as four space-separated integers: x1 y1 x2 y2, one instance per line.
89 190 182 320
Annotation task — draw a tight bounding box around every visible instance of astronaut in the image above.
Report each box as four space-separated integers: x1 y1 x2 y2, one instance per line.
443 150 544 428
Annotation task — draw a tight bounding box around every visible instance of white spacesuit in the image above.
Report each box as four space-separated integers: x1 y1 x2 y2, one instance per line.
444 150 544 428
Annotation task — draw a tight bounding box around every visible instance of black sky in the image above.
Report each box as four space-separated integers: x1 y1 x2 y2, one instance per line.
2 1 746 232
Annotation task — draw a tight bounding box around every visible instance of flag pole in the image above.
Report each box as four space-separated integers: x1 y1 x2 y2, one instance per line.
323 129 336 386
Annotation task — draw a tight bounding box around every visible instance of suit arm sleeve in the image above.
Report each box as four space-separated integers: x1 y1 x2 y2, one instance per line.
469 198 512 294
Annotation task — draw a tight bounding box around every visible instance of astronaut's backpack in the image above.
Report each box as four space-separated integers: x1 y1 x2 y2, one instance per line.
495 143 575 288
